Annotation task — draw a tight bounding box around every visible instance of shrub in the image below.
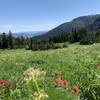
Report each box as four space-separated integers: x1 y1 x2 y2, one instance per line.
53 44 62 49
63 43 68 48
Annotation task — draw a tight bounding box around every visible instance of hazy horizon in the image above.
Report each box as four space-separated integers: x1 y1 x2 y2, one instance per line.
0 0 100 33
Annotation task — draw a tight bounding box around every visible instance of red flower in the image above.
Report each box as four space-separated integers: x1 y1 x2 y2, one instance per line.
63 80 68 89
55 78 62 87
0 80 4 84
72 86 80 93
55 73 62 87
5 82 13 89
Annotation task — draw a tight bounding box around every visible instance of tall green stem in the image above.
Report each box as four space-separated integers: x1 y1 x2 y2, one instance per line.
34 79 40 94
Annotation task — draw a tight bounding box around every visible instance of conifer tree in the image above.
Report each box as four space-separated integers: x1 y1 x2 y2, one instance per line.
2 32 8 48
8 30 13 49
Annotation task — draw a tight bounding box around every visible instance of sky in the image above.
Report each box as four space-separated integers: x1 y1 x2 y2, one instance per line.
0 0 100 33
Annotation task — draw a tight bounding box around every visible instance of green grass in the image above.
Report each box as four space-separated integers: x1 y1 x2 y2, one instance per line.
0 43 100 100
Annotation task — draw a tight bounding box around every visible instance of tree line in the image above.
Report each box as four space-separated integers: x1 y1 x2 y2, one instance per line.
0 31 30 49
0 28 100 50
50 28 100 44
0 31 64 50
0 31 66 51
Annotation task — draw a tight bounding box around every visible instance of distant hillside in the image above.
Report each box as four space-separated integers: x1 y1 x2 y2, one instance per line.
12 31 46 37
35 14 100 39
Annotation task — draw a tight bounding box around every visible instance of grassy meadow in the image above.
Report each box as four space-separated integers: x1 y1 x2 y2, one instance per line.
0 43 100 100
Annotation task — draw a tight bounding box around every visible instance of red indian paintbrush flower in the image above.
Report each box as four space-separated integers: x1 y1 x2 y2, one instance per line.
72 86 80 93
55 78 62 87
55 73 62 87
0 80 4 84
63 80 68 89
5 82 13 89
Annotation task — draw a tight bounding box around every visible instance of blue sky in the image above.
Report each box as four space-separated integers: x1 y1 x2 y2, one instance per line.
0 0 100 32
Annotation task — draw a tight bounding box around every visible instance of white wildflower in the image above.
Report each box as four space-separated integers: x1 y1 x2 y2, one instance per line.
23 67 46 81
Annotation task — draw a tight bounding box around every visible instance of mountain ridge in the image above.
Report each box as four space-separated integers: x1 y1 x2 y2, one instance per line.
13 31 47 37
35 14 100 39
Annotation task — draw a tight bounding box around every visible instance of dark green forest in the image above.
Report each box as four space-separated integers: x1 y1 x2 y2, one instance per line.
0 28 100 50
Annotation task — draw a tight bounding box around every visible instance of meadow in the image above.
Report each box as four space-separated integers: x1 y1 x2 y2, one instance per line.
0 43 100 100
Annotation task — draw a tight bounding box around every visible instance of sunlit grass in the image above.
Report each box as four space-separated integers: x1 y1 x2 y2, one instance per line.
0 43 100 99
